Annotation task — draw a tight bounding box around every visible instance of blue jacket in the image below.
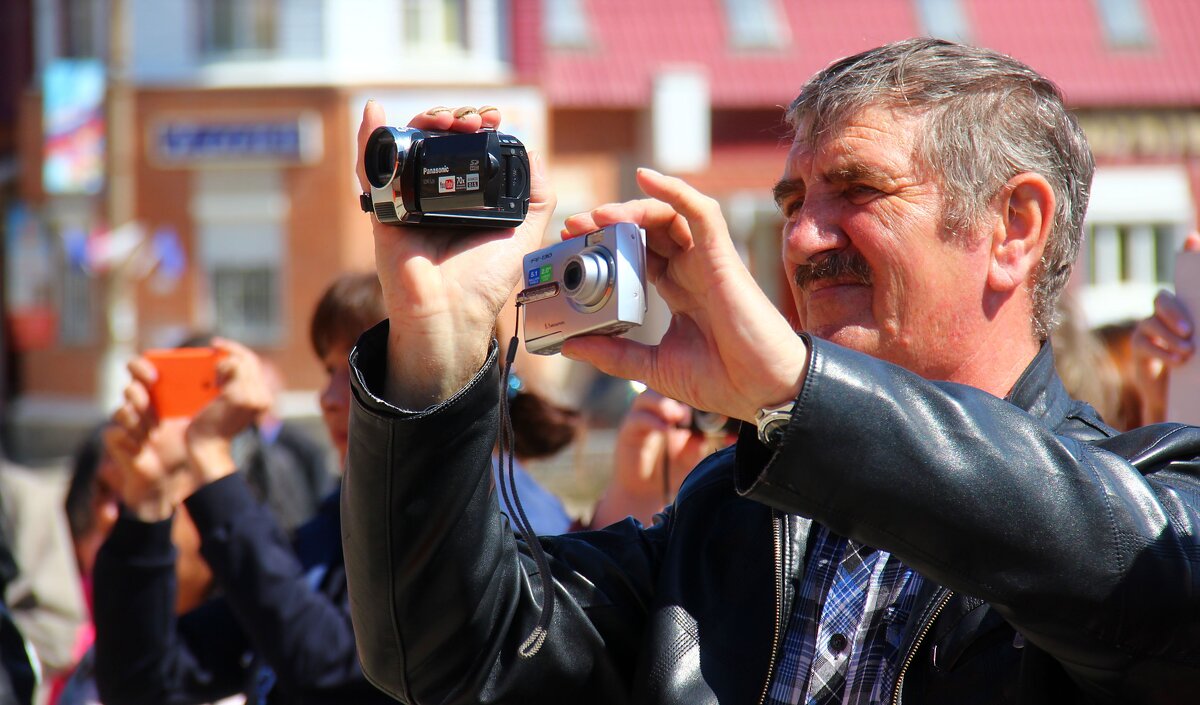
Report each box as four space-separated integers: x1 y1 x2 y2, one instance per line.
93 475 389 704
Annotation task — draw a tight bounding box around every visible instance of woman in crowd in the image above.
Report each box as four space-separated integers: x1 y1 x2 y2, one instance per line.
91 273 393 705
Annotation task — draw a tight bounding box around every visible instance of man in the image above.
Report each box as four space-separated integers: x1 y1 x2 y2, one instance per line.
341 39 1200 704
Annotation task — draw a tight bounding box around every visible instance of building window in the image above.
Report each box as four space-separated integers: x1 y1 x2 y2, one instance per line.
543 0 589 48
30 204 96 346
914 0 972 44
402 0 470 52
198 0 279 57
211 266 279 341
1094 0 1152 48
722 0 789 50
1079 165 1193 326
1086 223 1181 287
1081 221 1186 326
199 221 284 344
59 0 109 59
57 261 95 345
194 170 286 345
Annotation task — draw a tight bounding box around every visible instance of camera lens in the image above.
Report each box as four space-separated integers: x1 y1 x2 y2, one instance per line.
365 127 404 189
563 261 583 291
563 247 613 309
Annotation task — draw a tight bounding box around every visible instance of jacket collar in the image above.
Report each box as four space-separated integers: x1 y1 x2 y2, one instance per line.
1004 342 1075 429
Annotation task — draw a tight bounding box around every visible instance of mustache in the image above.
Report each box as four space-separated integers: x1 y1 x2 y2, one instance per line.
793 251 873 290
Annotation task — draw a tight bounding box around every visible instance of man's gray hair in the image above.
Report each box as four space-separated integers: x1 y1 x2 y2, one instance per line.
787 38 1095 339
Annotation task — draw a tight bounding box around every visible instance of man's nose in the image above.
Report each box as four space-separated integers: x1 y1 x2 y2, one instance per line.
782 199 847 267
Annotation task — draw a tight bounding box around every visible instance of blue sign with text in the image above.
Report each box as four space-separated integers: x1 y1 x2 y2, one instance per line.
156 121 309 164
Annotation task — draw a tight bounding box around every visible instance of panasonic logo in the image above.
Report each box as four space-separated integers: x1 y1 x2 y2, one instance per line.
423 166 450 175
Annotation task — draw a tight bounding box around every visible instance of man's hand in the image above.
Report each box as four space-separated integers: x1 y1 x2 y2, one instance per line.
356 102 556 408
105 360 195 522
185 339 273 484
559 169 808 422
1132 231 1199 424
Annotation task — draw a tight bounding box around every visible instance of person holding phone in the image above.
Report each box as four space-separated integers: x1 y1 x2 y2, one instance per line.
1131 231 1200 425
93 309 393 703
590 389 737 529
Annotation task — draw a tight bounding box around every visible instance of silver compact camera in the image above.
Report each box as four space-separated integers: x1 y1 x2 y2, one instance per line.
517 222 647 355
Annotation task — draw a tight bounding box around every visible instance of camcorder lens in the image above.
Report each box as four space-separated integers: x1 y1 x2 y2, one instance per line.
365 128 399 189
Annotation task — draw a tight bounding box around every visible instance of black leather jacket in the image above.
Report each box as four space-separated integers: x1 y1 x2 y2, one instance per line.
342 321 1200 704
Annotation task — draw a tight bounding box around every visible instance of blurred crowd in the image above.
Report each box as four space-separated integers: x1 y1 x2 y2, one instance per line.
0 267 630 703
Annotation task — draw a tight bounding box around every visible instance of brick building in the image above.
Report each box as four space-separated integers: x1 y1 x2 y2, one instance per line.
6 0 544 457
4 0 1200 459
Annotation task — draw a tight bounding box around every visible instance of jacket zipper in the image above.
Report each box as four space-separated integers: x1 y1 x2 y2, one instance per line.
890 588 954 705
757 510 785 705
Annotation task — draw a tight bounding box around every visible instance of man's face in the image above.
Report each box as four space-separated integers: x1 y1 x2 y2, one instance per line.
776 105 993 380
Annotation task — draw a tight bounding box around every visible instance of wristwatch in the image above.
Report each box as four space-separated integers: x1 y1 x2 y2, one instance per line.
754 400 796 448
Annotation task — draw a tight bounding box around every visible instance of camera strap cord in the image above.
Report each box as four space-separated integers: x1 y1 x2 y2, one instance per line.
499 302 554 658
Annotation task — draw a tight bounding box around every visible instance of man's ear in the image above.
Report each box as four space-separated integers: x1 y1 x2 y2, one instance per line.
988 172 1054 293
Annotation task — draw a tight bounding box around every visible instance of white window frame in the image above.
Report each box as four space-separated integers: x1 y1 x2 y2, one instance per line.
198 0 281 59
400 0 471 55
1079 166 1194 326
192 169 288 345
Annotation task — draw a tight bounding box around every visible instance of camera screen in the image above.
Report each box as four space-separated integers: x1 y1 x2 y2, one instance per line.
418 132 491 210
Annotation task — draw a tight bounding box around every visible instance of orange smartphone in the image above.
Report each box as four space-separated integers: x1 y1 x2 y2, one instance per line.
143 348 226 419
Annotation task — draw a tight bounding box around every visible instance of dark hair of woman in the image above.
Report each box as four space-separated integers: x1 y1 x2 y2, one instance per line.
64 425 107 542
507 380 582 460
310 272 387 358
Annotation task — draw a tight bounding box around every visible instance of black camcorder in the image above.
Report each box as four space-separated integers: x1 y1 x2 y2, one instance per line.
360 126 530 228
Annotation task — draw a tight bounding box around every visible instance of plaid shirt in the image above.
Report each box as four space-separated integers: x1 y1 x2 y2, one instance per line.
766 524 925 705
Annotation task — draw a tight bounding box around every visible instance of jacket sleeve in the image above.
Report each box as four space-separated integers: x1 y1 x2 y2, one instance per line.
342 321 666 705
182 474 371 699
93 511 249 705
95 474 377 705
735 337 1200 665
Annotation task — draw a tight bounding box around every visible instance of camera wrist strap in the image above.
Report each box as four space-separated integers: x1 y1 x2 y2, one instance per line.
499 302 554 658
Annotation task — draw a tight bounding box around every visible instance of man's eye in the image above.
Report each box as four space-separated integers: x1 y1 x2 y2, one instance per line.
845 185 879 204
779 198 804 218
